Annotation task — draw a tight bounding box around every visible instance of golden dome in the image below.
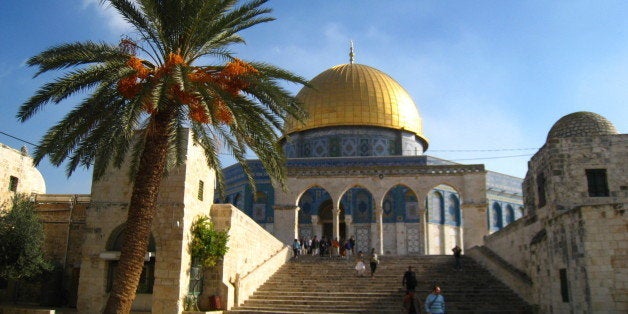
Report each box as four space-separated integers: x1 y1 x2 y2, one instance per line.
285 63 427 145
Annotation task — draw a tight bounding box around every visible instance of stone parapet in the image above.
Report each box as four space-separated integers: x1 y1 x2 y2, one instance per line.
466 246 533 304
206 204 289 311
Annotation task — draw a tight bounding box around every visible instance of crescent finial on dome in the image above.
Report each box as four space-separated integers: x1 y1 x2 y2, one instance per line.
349 40 355 64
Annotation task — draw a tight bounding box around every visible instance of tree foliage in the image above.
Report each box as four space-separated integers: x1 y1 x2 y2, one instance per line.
189 216 229 268
18 1 305 312
0 195 52 280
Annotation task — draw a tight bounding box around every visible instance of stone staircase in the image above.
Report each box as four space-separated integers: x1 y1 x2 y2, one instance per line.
228 255 533 314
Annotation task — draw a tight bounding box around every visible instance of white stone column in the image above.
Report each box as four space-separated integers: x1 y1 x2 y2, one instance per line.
375 206 384 255
419 207 428 255
311 215 322 238
345 215 353 239
332 208 340 241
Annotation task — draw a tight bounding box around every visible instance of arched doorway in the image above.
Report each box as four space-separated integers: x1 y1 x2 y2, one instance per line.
318 199 346 240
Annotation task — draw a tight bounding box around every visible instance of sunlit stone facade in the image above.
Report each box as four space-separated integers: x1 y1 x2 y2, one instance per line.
219 62 524 254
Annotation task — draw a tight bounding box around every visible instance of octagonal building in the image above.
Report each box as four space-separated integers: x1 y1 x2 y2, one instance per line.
219 61 523 254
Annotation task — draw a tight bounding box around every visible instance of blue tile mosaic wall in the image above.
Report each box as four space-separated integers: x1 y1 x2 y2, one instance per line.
281 126 425 158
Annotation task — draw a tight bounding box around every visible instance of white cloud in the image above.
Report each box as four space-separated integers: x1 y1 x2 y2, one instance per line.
81 0 132 34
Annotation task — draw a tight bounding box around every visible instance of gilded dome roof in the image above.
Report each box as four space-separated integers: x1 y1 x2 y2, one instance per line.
547 111 618 141
284 63 427 146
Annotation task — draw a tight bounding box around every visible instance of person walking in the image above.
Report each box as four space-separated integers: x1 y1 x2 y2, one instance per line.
402 266 418 293
403 290 422 314
311 236 319 256
292 239 301 259
319 236 328 257
369 248 379 278
349 235 356 255
425 285 445 314
354 251 366 276
343 239 352 258
331 237 340 257
452 245 462 270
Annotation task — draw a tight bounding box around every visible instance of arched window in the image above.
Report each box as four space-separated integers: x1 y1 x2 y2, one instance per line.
428 191 445 224
491 202 503 230
506 205 515 224
106 225 155 294
448 194 461 226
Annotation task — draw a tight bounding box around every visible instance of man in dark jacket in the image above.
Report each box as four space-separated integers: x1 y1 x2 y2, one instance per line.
402 266 417 293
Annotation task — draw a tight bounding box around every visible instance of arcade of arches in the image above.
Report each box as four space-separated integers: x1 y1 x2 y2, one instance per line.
289 180 465 256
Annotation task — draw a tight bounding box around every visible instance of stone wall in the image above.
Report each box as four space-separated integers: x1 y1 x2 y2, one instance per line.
425 223 461 255
0 144 45 206
205 204 289 310
77 129 215 313
479 131 627 312
0 194 88 306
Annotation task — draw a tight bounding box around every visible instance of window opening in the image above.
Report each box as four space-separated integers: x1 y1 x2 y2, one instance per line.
198 180 204 201
536 172 546 208
9 176 18 192
559 268 570 302
586 169 609 197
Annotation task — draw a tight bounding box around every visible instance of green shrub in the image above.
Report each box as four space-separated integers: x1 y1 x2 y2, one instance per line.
188 216 229 267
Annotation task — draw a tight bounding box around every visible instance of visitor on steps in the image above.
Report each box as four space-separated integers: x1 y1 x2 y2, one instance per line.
332 237 340 257
320 236 329 257
349 235 356 255
343 239 352 258
311 236 319 256
369 248 379 277
403 291 422 314
452 245 462 270
292 239 301 259
306 237 312 255
425 285 445 314
355 251 366 276
300 237 307 255
402 266 418 293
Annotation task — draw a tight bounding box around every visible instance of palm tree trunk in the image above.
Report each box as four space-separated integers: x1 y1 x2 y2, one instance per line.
104 109 174 314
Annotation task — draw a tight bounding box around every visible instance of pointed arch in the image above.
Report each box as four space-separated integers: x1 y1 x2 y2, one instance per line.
340 186 374 223
297 186 332 221
447 194 461 227
491 202 503 231
427 190 445 224
383 184 419 222
505 204 515 225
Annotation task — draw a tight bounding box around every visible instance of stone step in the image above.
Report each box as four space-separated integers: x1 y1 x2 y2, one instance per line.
228 255 533 313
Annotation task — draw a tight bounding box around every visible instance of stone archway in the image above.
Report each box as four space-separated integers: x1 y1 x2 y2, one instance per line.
319 200 346 240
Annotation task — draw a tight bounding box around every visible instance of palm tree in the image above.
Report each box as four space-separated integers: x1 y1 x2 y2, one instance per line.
18 0 307 312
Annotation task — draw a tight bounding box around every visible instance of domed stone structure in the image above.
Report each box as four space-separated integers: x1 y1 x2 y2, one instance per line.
222 59 524 257
282 63 428 158
547 111 618 141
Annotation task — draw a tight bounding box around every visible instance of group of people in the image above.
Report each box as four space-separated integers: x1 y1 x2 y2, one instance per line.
402 266 445 313
401 245 461 313
293 238 459 313
353 248 379 278
292 235 357 258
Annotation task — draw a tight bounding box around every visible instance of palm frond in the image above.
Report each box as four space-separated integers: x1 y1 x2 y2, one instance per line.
27 42 126 77
18 63 129 122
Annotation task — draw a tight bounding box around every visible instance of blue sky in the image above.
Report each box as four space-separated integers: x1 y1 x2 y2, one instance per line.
1 1 626 194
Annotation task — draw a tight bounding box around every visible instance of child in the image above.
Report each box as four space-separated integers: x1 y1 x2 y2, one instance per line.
355 251 366 276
